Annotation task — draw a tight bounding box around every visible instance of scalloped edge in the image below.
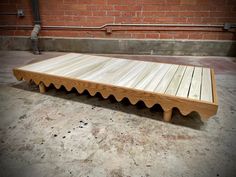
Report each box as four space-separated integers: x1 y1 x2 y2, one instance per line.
13 68 218 121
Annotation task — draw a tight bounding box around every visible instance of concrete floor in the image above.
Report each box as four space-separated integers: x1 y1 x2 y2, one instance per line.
0 51 236 177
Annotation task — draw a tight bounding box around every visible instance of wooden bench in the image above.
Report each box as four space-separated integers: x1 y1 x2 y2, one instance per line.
13 53 218 122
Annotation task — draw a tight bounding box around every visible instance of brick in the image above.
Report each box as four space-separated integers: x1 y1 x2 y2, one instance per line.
180 0 197 5
159 31 189 39
62 4 87 11
202 17 218 24
145 33 160 38
156 17 187 23
172 32 189 39
107 0 122 4
166 11 179 17
44 21 65 26
40 10 64 16
160 32 175 39
115 17 143 23
87 5 114 11
0 31 16 36
14 30 31 36
216 17 236 23
67 0 106 5
179 5 214 11
218 33 236 40
165 0 180 5
110 32 132 38
187 17 202 23
64 10 92 16
142 11 166 17
90 0 107 5
114 5 142 11
107 11 120 16
131 33 146 38
179 12 195 17
143 17 157 23
63 0 78 4
195 11 210 17
92 11 107 16
137 0 165 5
188 32 203 39
108 0 137 5
143 5 168 11
202 32 219 40
1 0 235 40
120 11 136 17
86 16 114 24
210 12 236 17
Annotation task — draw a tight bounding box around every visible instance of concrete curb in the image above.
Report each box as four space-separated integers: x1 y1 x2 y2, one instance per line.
0 36 235 56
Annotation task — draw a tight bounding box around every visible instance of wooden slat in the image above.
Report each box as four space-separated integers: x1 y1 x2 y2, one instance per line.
43 55 109 73
155 65 179 93
165 65 186 95
211 69 218 104
144 64 172 92
126 63 159 88
200 68 212 102
115 62 147 86
176 66 194 98
97 60 139 84
65 58 114 77
46 55 96 74
21 53 81 71
92 60 130 82
117 63 157 88
134 64 162 90
188 67 202 100
80 59 126 81
35 55 85 72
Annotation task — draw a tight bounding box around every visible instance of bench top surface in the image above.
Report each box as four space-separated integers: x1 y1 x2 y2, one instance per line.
18 53 214 103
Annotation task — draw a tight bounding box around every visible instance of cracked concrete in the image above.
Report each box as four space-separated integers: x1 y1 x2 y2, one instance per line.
0 51 236 177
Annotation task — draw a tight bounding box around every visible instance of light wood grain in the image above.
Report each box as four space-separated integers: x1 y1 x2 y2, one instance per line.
200 68 212 102
115 62 148 87
165 65 186 95
13 53 218 121
101 60 140 85
134 64 162 90
46 55 97 74
176 66 194 98
188 67 202 100
211 69 218 104
155 65 179 93
144 64 172 92
96 60 137 84
22 53 81 71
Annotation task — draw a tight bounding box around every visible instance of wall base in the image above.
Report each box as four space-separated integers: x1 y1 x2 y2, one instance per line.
0 36 235 56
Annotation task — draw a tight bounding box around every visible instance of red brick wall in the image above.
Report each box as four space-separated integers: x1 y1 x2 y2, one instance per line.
0 0 236 40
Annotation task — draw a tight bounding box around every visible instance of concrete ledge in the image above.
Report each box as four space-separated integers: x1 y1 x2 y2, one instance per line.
0 36 236 56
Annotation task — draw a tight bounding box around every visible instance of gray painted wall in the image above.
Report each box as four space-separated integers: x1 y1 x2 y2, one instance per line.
0 36 235 56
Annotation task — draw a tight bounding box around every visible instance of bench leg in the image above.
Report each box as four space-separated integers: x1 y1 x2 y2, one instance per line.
163 109 173 122
39 82 46 93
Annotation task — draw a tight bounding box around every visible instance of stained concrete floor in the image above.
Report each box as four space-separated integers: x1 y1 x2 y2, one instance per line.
0 51 236 177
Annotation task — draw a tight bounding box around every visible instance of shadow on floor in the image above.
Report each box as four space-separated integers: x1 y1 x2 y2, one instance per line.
11 81 204 130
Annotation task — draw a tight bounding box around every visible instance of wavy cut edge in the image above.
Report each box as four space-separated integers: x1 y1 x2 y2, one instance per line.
13 68 218 121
